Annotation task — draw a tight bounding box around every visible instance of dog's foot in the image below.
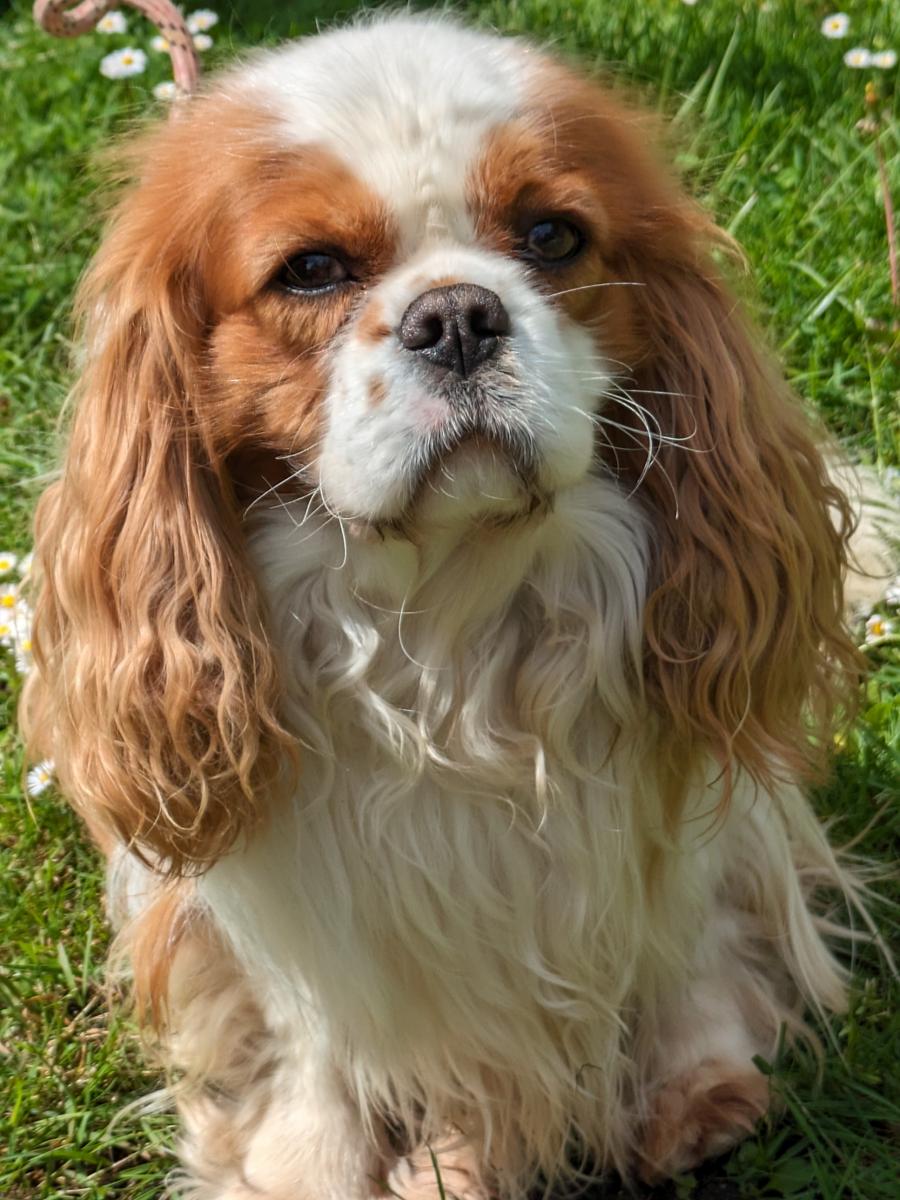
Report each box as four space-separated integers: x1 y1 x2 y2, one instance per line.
388 1138 489 1199
638 1058 770 1183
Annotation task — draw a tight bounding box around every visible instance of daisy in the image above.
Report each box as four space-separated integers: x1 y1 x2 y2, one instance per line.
187 9 219 34
821 13 849 39
14 635 33 675
26 761 55 797
0 616 14 647
1 584 18 611
680 0 699 6
153 80 179 100
193 33 213 51
843 47 872 68
150 34 170 53
871 50 897 69
97 10 128 34
0 551 17 578
99 47 148 79
864 613 895 643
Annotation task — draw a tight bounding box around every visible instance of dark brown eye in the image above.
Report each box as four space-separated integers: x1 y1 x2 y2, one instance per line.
523 218 585 265
277 252 351 294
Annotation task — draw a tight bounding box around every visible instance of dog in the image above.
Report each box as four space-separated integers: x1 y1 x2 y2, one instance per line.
23 13 879 1198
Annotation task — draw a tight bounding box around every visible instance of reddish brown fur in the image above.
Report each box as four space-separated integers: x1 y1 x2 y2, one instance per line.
368 376 388 408
124 884 192 1026
22 96 396 876
356 300 393 344
471 64 862 815
639 1061 771 1182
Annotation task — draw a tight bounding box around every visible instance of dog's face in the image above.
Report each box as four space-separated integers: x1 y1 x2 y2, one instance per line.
100 20 694 532
25 17 857 873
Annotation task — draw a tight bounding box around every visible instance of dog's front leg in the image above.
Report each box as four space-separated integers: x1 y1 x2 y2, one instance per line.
175 1031 391 1200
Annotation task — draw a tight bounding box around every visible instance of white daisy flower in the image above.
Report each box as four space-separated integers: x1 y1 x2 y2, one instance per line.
864 613 895 643
26 760 55 797
843 47 872 68
97 10 128 34
99 46 148 79
192 33 213 51
14 637 33 675
153 80 179 100
0 552 18 578
680 0 699 6
0 617 14 647
187 9 219 33
150 34 170 53
10 597 33 671
871 50 897 69
821 13 849 39
1 584 18 611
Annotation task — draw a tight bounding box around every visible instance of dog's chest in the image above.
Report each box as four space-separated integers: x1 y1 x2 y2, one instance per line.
200 690 642 1056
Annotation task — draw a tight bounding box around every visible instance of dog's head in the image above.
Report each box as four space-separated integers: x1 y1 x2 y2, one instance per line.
24 16 858 872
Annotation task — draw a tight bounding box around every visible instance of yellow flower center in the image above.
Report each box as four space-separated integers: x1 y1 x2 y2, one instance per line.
1 595 15 608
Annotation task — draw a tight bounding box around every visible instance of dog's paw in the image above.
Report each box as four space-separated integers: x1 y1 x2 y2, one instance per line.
637 1058 770 1184
388 1139 489 1200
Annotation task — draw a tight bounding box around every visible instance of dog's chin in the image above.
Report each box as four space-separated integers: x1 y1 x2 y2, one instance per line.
414 435 550 527
348 436 554 544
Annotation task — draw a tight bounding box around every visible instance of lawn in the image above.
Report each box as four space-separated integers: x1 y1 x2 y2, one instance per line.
0 0 898 1196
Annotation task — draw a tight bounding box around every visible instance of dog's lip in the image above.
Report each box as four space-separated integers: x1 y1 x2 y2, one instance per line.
344 428 549 543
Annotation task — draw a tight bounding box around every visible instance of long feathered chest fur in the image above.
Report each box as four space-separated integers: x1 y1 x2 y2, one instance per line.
192 476 843 1183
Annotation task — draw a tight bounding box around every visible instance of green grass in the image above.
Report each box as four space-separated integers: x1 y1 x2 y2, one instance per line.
1 0 898 1196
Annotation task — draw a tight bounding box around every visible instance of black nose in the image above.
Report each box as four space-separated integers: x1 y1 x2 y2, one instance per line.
399 284 510 377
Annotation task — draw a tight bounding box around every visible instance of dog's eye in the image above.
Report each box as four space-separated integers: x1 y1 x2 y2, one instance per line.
523 219 585 265
277 253 351 294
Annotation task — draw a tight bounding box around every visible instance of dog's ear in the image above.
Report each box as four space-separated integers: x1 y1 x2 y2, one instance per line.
23 120 291 875
610 229 862 807
528 64 862 803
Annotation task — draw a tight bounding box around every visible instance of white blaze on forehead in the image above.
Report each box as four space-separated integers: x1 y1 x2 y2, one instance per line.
233 16 527 249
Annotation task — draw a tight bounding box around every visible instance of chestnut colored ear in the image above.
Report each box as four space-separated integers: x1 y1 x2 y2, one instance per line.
22 144 290 876
610 238 862 799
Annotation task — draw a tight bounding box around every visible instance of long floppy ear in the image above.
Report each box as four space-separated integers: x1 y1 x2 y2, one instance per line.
608 226 863 801
22 130 290 875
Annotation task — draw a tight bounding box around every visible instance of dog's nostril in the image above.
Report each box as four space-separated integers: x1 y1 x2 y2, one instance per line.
470 302 510 339
399 283 510 377
404 314 444 351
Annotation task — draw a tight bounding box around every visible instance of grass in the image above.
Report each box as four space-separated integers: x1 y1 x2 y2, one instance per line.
1 0 898 1196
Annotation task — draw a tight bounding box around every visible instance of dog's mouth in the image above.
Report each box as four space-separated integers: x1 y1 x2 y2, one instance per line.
345 414 550 544
412 373 541 487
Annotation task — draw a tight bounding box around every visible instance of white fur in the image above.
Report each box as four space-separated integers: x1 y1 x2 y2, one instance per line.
238 16 525 238
177 478 849 1196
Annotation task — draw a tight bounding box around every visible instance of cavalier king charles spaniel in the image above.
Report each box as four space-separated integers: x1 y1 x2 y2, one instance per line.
24 13 877 1199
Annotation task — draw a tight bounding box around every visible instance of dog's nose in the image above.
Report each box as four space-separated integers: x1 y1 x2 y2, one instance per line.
399 284 510 377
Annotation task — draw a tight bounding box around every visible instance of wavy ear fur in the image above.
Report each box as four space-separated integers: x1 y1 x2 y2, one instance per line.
23 127 290 875
527 65 862 802
611 229 863 800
